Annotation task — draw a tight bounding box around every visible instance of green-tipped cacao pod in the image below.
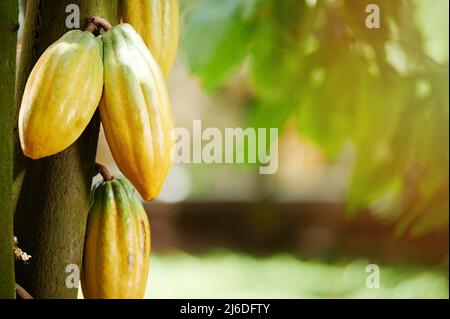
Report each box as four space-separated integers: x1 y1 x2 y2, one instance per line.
81 176 151 299
118 0 179 76
101 24 174 200
18 30 103 159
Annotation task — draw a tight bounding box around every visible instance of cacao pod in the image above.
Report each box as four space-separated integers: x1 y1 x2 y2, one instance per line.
81 176 151 299
100 24 174 200
19 30 103 159
118 0 179 76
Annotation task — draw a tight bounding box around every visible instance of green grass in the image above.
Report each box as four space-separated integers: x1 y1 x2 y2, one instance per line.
145 250 448 299
79 250 448 298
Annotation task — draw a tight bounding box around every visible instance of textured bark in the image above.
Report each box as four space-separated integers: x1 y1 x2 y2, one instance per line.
0 0 19 299
13 0 118 299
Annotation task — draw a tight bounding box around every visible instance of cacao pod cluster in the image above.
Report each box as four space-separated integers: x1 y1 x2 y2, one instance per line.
19 1 178 201
18 1 180 299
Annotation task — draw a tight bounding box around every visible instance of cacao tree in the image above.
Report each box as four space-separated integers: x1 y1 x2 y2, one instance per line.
13 0 117 299
0 0 18 299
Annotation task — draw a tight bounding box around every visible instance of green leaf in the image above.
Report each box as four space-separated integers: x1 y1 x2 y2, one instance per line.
250 0 309 100
182 0 256 90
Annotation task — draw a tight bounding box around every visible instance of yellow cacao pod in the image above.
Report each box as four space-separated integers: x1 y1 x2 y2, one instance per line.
18 30 103 159
118 0 179 76
81 176 151 299
100 24 174 200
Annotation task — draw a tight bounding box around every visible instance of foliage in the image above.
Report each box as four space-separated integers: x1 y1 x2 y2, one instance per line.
181 0 449 235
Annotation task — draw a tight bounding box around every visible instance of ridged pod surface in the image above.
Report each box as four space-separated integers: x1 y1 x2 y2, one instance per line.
18 30 103 159
118 0 179 76
81 177 151 299
101 24 174 200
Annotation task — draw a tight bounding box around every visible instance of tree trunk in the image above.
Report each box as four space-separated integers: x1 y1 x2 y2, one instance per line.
13 0 118 299
0 0 19 299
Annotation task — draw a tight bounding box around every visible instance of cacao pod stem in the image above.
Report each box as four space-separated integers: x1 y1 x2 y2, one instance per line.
85 16 112 36
85 22 99 34
95 162 114 181
90 16 112 32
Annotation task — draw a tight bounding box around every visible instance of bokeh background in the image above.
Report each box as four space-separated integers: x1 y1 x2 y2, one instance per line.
92 0 449 298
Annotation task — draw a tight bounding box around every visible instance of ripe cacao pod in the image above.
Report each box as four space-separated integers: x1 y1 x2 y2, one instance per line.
81 176 151 299
100 24 174 200
19 30 103 159
118 0 179 76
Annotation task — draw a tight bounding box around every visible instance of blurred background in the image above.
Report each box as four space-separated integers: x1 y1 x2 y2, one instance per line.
91 0 450 298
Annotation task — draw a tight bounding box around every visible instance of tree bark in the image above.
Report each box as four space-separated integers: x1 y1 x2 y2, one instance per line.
13 0 118 299
0 0 19 299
